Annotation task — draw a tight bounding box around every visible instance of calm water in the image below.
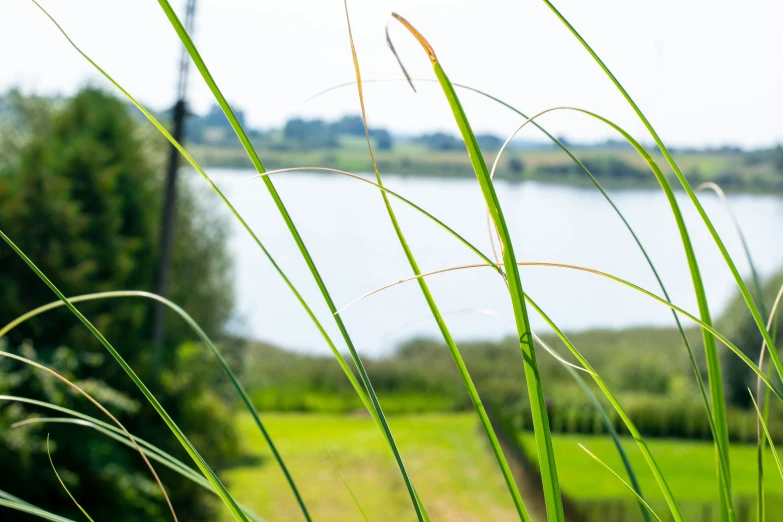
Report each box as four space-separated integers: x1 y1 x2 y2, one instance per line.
194 169 783 356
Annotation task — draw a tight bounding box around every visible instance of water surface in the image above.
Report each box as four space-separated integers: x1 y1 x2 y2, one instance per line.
197 169 783 356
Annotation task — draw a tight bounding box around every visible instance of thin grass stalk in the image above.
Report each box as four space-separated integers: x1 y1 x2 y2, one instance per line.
154 3 425 519
342 260 783 401
533 334 652 522
343 4 528 519
327 449 370 522
391 13 564 521
696 183 767 318
30 5 426 519
578 445 664 522
754 282 783 521
751 393 783 479
47 435 95 522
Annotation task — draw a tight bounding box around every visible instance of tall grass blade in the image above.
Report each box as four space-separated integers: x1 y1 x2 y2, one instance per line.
344 3 528 519
754 281 783 521
47 435 95 522
696 183 767 317
391 13 564 521
543 6 783 518
154 2 425 519
30 3 426 518
327 449 370 522
542 3 781 373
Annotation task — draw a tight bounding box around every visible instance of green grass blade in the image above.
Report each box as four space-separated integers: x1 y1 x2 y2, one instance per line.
0 227 246 521
343 4 528 519
751 393 783 479
0 290 301 518
47 435 95 522
696 183 767 318
578 445 664 522
391 13 563 521
154 2 425 519
327 449 370 522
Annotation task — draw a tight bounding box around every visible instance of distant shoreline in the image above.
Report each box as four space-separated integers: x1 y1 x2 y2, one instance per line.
189 144 783 194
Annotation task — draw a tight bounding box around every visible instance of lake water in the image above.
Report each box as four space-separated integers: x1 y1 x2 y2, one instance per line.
195 169 783 356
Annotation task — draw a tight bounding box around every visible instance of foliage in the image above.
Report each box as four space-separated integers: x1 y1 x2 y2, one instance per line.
0 88 237 521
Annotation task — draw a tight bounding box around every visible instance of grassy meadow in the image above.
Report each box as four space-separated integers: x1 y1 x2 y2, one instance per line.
217 413 783 521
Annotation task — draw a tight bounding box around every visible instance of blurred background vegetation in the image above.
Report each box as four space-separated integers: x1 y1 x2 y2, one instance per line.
1 86 782 521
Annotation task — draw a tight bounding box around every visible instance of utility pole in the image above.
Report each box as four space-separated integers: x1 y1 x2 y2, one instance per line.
153 0 197 349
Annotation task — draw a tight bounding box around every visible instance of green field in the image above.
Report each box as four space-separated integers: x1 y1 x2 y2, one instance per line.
218 413 783 521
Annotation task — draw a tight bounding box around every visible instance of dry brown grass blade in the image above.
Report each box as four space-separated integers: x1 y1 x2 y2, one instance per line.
385 24 416 93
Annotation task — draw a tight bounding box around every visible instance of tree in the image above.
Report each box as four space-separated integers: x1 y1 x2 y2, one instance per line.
718 274 782 408
0 88 237 520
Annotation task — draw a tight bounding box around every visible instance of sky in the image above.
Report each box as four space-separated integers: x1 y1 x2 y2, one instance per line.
2 0 782 149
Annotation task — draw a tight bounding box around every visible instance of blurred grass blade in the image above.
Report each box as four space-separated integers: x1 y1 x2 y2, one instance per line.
154 2 425 519
47 435 95 522
754 281 783 521
0 289 300 519
327 449 370 522
391 13 564 521
696 182 767 318
344 3 528 519
750 393 783 479
578 445 663 522
533 333 652 522
0 499 76 522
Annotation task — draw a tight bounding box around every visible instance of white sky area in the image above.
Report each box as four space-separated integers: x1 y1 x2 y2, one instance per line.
1 0 781 148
